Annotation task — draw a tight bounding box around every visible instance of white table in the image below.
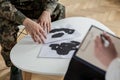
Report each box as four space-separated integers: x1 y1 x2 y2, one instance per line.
10 17 114 76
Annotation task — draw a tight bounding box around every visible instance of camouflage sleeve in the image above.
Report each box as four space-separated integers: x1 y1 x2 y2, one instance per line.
44 0 58 15
0 0 26 24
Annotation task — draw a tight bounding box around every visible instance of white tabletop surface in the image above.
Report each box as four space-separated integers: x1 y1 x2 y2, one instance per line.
10 17 114 75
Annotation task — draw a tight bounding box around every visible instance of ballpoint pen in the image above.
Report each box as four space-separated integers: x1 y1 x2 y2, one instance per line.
101 34 110 47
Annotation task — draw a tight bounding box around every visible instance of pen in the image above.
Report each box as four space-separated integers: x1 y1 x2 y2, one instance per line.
100 34 110 47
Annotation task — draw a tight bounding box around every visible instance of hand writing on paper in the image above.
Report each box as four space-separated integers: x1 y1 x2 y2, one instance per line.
94 33 117 67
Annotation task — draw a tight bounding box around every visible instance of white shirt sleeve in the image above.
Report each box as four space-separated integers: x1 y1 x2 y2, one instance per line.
106 58 120 80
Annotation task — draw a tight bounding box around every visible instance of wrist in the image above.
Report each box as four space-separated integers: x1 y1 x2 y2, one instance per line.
23 18 31 26
106 56 117 68
43 10 51 16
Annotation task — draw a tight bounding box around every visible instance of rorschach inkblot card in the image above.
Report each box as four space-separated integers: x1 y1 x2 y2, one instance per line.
38 24 81 59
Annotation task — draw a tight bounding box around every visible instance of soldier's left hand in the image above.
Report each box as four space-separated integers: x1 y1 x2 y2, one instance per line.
37 11 51 33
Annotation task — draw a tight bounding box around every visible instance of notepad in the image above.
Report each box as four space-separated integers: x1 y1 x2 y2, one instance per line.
75 25 120 71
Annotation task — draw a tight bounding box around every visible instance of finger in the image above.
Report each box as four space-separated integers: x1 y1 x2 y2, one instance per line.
49 18 51 30
95 36 103 48
40 22 45 30
35 34 43 44
49 22 51 31
32 33 38 43
103 32 113 44
37 30 45 43
46 23 49 33
34 30 44 44
43 22 47 33
47 22 51 33
47 18 51 32
103 32 109 40
38 27 46 39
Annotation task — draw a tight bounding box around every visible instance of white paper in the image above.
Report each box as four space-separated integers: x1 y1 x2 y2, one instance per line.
38 40 80 58
44 24 80 44
38 24 81 59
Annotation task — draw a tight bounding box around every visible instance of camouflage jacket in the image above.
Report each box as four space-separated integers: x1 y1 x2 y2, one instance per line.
0 0 58 24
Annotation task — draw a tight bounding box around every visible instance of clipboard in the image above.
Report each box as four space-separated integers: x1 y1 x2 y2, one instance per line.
75 25 120 71
64 25 117 80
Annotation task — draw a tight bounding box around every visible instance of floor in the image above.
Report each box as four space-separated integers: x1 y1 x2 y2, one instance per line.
0 0 120 80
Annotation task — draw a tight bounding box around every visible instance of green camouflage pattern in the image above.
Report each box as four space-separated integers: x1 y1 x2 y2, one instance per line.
0 0 65 67
0 19 19 67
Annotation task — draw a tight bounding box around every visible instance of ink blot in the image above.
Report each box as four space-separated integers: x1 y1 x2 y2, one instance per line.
49 41 80 55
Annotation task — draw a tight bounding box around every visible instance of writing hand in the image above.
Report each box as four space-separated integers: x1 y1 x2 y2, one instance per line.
94 33 117 67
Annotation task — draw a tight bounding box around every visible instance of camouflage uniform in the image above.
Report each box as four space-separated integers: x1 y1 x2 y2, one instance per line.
0 0 65 67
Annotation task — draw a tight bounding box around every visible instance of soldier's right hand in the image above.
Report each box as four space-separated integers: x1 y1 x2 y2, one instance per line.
23 18 46 43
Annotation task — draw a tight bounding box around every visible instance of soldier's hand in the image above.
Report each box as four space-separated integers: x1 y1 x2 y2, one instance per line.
37 11 51 33
23 18 46 43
